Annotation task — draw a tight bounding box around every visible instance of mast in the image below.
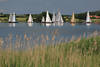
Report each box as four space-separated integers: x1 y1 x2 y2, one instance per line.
86 11 91 22
28 14 33 23
71 12 75 23
41 16 45 22
52 12 56 22
46 11 52 22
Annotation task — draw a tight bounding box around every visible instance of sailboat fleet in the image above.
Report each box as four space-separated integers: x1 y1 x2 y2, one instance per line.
8 10 92 26
70 11 92 26
41 10 64 25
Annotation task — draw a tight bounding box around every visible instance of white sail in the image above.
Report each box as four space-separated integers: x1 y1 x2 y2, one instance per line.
52 12 56 22
56 11 60 22
71 12 75 22
8 13 12 22
46 11 52 22
8 12 16 23
56 10 64 23
12 12 16 22
41 16 45 22
28 14 33 23
86 11 91 22
60 15 64 23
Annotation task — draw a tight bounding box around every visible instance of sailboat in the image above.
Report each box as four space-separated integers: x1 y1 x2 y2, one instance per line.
52 12 56 23
41 16 45 23
56 10 64 23
86 11 91 26
71 12 76 23
27 14 33 23
8 12 17 23
41 11 52 24
55 10 64 26
45 11 52 23
27 14 33 27
70 12 76 26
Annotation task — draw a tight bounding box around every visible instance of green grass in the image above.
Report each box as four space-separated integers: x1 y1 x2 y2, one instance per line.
0 17 8 22
0 36 100 67
92 19 100 22
16 18 27 22
0 17 27 22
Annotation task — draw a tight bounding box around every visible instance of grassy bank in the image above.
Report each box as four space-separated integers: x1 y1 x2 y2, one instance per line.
92 19 100 23
0 36 100 67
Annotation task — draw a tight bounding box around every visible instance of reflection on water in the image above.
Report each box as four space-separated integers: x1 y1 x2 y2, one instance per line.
0 22 100 47
86 23 91 26
70 23 76 26
9 23 16 27
27 23 33 27
42 23 52 27
42 22 64 27
54 22 64 26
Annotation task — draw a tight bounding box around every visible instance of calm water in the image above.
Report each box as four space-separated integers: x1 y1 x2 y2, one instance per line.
0 22 100 46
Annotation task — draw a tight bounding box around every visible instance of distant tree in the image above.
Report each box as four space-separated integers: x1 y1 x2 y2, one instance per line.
75 10 100 20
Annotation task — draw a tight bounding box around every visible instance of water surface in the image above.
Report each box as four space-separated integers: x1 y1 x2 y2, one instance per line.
0 22 100 47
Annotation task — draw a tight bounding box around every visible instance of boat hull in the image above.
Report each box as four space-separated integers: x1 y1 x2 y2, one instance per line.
9 22 18 23
86 22 91 26
41 22 53 23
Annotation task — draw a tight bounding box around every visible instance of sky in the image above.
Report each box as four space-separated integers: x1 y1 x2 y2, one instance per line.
0 0 99 14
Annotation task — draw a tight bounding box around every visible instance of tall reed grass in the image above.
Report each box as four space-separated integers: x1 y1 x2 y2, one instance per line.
0 32 100 67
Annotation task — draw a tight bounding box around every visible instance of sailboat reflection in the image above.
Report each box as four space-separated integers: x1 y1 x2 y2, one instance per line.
52 22 64 27
42 23 52 27
27 23 33 27
42 22 64 27
9 23 16 27
70 23 76 26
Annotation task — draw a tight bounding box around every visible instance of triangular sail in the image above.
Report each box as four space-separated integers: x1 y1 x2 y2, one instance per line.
46 11 52 22
41 16 45 22
71 12 75 22
8 12 16 22
56 10 64 23
52 12 56 22
12 12 16 22
28 14 33 23
56 11 60 22
86 11 91 22
8 13 12 22
60 15 64 23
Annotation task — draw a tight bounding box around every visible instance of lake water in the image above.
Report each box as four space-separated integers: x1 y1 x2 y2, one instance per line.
0 22 100 48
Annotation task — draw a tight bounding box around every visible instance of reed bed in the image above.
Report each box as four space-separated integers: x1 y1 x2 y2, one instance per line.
0 32 100 67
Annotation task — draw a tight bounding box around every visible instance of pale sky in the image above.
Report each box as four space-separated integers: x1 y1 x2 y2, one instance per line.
0 0 100 14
